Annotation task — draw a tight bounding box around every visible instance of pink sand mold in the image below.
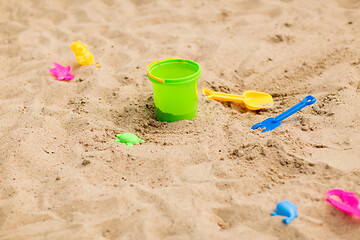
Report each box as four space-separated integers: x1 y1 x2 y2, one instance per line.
326 189 360 217
49 62 74 81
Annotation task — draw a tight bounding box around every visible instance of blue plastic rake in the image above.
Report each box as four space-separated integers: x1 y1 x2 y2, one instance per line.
251 95 316 132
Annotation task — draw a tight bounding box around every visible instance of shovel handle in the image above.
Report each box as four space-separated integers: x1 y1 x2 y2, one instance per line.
274 95 316 122
201 89 245 103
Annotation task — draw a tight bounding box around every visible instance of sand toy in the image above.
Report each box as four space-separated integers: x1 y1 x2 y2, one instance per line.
271 200 298 225
147 58 201 122
49 62 74 81
115 133 144 147
70 40 95 65
252 95 316 132
326 189 360 217
201 89 273 110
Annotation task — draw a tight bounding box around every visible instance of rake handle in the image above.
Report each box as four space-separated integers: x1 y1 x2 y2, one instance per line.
274 95 316 122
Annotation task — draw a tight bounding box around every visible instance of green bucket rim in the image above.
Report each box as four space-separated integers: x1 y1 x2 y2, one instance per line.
147 58 201 84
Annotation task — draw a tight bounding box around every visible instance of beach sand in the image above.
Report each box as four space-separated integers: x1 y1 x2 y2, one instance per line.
1 0 360 239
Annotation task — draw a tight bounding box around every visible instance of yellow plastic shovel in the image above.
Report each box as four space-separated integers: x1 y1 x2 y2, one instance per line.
201 89 273 110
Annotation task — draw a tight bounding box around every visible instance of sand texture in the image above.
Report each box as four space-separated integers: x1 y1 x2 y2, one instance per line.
1 0 360 239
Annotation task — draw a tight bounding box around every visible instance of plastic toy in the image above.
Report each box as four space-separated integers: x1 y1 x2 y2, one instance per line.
147 58 201 122
49 62 74 81
115 133 144 147
201 89 273 110
326 189 360 217
252 95 316 132
70 40 95 65
271 200 298 225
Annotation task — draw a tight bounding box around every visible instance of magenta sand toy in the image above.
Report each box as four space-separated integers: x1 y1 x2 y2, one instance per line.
326 189 360 217
49 62 74 81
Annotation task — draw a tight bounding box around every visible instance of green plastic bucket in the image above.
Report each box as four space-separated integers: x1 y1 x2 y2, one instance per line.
147 58 201 122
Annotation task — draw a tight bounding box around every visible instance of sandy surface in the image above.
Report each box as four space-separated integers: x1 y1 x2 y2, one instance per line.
1 0 360 239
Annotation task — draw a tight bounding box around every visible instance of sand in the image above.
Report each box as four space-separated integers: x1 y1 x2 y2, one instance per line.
1 0 360 239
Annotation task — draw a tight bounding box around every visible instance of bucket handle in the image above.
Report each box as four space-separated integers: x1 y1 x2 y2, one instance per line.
147 58 174 83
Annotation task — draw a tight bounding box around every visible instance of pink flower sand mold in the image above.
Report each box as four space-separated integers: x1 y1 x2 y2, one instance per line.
49 62 74 81
326 189 360 217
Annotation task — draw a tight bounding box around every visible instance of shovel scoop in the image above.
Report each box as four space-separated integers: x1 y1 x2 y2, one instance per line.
201 89 273 110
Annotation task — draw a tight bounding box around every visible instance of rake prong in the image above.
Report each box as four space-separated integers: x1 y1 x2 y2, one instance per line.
261 128 269 133
251 122 263 130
